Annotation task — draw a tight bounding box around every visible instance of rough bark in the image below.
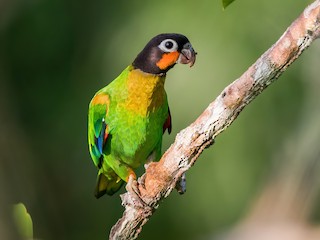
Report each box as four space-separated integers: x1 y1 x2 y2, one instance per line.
110 1 320 239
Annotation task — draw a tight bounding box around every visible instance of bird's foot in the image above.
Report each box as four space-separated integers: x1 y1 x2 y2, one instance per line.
144 151 156 170
144 162 152 170
125 175 147 207
175 173 187 194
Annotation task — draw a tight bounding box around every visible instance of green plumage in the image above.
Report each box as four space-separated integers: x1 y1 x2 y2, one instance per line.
88 66 170 197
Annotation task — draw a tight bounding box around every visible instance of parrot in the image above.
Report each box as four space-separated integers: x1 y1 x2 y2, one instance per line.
88 33 196 198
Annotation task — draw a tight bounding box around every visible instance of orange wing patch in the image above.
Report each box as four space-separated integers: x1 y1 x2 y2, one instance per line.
156 51 180 70
91 93 110 105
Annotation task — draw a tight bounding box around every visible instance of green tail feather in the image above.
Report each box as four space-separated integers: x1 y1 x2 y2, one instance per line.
94 173 124 198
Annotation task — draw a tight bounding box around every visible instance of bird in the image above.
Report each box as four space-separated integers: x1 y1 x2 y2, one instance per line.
88 33 196 198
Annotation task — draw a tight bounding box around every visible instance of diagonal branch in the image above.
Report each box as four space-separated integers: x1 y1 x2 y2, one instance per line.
110 1 320 239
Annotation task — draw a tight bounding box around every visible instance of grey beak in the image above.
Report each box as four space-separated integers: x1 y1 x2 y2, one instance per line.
178 43 197 67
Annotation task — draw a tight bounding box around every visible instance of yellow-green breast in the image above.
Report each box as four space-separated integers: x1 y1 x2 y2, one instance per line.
105 66 169 167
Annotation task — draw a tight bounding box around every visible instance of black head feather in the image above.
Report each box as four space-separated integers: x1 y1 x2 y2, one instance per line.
132 33 191 75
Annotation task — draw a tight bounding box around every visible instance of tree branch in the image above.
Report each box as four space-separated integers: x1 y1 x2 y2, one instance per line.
110 1 320 239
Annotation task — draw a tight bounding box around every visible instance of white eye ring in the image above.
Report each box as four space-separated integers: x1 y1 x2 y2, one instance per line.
158 39 178 52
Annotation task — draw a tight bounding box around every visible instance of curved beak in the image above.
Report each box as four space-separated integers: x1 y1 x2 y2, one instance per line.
177 43 197 67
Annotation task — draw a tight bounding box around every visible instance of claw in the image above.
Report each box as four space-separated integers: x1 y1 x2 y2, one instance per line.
175 173 187 194
144 151 156 170
125 175 145 207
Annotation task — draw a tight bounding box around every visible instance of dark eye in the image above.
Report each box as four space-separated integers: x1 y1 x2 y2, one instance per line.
158 39 178 52
165 41 174 49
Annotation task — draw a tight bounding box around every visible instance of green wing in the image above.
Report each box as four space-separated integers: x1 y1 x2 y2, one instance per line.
88 92 110 168
88 91 124 198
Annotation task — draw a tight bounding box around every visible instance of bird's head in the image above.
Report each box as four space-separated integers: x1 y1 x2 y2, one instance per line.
132 33 196 75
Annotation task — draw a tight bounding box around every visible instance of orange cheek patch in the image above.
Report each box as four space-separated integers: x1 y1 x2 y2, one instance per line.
156 51 180 70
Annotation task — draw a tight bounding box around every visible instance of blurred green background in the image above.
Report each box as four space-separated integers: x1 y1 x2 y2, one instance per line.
1 0 319 239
